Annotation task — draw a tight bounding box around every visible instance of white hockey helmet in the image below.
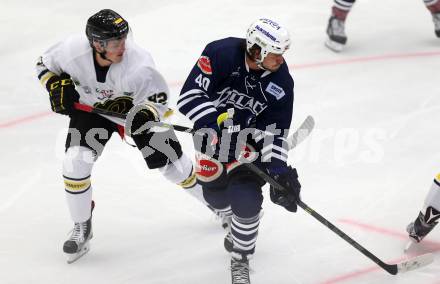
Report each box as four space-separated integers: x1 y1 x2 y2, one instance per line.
246 18 291 63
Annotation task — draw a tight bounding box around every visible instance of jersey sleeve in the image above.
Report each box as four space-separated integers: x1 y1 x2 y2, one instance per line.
35 40 66 89
130 66 170 120
256 77 294 169
177 44 222 129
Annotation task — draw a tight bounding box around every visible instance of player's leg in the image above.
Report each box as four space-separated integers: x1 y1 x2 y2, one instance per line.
62 111 117 262
423 0 440 37
325 0 356 51
226 171 264 283
407 173 440 242
194 153 233 229
129 119 209 206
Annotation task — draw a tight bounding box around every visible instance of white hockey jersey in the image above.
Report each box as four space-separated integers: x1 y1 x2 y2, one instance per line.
36 34 170 125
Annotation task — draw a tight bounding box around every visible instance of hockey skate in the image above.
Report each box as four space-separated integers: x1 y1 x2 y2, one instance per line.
63 217 93 264
433 13 440 37
406 206 440 243
325 16 347 52
231 256 251 284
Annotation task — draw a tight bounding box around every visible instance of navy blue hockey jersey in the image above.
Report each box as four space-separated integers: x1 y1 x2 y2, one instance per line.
178 37 294 169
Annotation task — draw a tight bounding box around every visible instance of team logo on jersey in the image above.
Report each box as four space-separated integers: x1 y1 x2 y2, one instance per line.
245 76 259 91
96 88 115 100
265 82 285 100
197 56 212 75
93 96 134 114
216 87 267 116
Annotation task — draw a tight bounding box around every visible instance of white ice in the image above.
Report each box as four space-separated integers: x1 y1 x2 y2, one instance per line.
1 0 440 283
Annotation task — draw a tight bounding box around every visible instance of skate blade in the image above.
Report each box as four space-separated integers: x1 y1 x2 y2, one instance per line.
66 242 90 264
325 39 344 52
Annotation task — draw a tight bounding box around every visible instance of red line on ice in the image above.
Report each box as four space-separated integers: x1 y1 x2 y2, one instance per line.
317 218 440 284
293 51 440 70
0 111 52 129
3 51 440 128
338 218 440 246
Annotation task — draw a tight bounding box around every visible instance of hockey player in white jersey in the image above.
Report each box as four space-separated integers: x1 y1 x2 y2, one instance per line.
407 173 440 243
36 9 206 263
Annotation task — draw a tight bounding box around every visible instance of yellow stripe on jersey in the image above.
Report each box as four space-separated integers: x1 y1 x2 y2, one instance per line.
64 177 91 193
179 172 197 189
114 18 123 24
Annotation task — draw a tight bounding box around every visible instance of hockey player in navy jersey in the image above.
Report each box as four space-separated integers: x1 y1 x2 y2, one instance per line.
178 18 301 283
407 173 440 243
36 9 207 263
326 0 440 51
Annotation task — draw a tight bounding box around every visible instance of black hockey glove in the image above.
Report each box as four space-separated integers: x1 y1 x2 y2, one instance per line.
269 166 301 212
46 73 79 115
130 106 159 136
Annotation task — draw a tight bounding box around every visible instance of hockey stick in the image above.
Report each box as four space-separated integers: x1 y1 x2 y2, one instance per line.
74 102 315 150
73 102 195 134
242 162 434 275
286 115 314 150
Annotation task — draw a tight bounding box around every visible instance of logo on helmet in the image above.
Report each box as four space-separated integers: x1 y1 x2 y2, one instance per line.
260 18 281 30
114 18 124 24
197 56 212 75
255 25 277 42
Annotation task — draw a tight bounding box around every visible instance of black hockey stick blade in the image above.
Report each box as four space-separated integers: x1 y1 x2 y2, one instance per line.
242 162 434 275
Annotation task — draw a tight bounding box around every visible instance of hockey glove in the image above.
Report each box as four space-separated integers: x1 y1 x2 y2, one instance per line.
130 105 159 136
269 166 301 212
46 73 79 115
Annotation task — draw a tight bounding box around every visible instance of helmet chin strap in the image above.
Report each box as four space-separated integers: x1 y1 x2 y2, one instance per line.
257 61 269 71
97 50 113 63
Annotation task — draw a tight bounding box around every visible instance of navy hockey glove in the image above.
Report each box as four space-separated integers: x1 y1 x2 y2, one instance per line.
269 166 301 212
46 73 79 115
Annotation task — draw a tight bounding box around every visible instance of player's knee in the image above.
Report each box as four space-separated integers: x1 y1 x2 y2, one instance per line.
135 130 183 169
229 179 263 218
158 154 196 188
202 186 230 209
63 146 95 194
63 146 95 177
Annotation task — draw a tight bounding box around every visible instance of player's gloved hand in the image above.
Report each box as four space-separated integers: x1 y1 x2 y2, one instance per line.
215 109 256 163
46 73 79 115
130 105 159 136
269 166 301 212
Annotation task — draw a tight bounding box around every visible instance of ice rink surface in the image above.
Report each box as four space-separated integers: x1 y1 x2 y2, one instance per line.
1 0 440 283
